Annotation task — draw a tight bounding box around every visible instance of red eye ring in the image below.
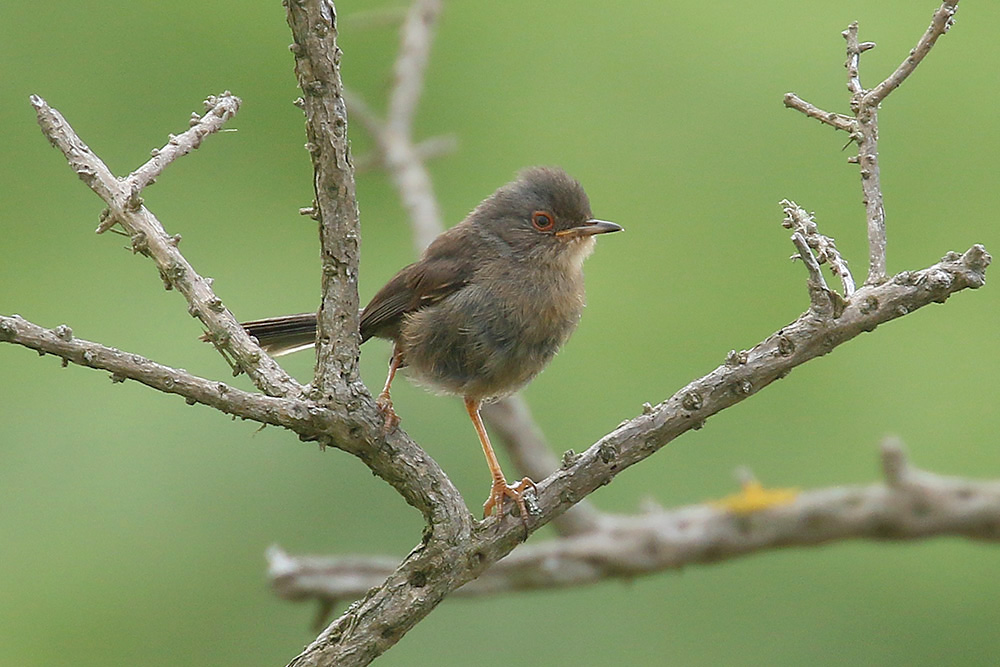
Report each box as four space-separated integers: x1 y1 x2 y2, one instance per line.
531 210 555 231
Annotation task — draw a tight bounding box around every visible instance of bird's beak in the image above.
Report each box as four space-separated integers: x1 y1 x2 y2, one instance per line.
555 218 624 239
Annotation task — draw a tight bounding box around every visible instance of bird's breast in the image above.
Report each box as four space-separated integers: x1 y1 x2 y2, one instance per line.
399 265 586 401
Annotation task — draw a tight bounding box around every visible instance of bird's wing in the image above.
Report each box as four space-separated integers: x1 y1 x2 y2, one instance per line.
359 253 471 343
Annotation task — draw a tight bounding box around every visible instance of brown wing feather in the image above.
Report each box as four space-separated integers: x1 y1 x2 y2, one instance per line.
360 242 472 343
359 268 419 342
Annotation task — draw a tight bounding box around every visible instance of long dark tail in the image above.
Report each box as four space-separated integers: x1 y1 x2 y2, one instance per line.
235 313 318 356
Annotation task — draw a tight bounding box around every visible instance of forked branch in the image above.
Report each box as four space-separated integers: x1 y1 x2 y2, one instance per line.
29 93 301 399
784 0 960 286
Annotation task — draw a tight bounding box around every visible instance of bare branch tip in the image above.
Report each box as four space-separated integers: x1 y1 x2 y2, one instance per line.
734 465 757 486
299 206 321 220
964 244 992 271
880 437 911 486
265 544 296 578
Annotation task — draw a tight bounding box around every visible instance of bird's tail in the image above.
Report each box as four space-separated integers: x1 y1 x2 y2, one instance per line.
202 313 318 356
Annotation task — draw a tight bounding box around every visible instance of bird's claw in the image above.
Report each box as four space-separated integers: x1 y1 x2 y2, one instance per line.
375 392 400 433
483 476 537 524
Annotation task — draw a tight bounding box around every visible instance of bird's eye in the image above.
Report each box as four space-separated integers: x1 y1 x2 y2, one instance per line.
531 210 555 232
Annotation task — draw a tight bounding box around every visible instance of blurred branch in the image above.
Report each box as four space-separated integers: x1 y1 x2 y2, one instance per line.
352 134 457 173
269 441 1000 600
343 0 446 254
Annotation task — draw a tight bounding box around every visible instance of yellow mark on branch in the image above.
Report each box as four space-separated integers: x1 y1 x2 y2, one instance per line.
712 480 799 515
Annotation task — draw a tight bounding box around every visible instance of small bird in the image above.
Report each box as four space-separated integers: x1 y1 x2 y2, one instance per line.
237 167 621 521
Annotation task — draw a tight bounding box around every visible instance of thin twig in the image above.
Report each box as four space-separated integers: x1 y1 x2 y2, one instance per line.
867 1 959 105
781 93 857 134
844 22 866 98
843 22 889 286
791 232 832 314
782 199 856 297
121 93 242 211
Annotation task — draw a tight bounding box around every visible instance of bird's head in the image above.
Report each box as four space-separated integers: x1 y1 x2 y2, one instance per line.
474 166 622 267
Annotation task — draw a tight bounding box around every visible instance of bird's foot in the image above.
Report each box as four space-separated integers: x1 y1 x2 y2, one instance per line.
483 476 537 525
375 392 400 433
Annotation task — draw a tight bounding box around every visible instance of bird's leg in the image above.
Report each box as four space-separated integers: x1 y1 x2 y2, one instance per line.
465 397 536 525
376 347 404 432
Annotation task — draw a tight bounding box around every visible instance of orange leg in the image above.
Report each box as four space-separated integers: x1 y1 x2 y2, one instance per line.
376 347 403 431
464 397 536 523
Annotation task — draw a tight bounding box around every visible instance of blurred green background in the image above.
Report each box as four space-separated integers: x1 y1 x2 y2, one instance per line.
2 1 998 665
